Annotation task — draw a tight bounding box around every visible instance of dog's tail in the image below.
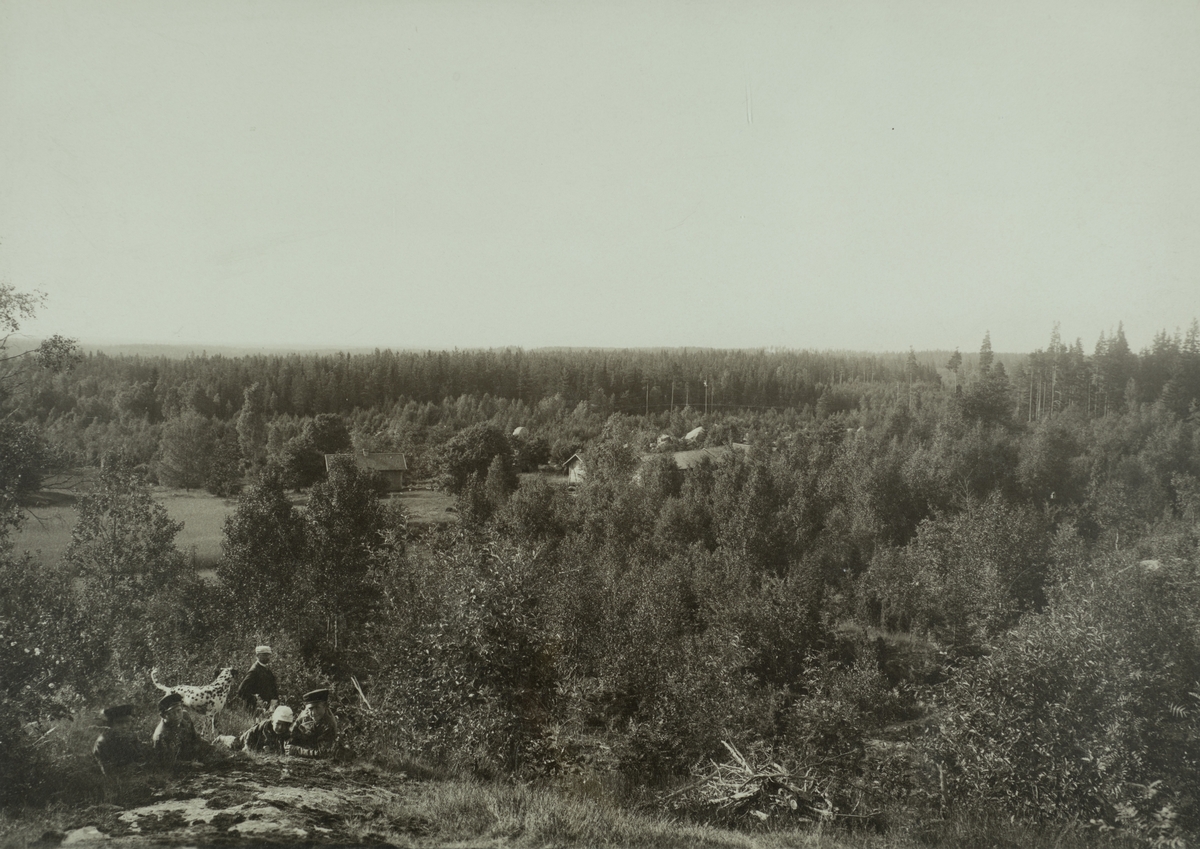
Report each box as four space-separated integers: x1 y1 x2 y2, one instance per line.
150 667 171 694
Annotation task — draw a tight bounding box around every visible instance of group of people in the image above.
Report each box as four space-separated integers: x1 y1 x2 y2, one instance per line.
92 645 339 775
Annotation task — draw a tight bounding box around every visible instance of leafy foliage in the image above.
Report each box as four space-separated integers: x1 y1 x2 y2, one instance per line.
862 494 1053 647
438 423 514 495
63 460 190 668
927 551 1200 839
217 466 307 632
156 411 215 489
296 456 389 655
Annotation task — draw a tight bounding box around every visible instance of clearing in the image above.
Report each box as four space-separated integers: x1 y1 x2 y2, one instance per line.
12 484 457 571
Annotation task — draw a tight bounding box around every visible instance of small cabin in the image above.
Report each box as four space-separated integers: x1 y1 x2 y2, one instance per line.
324 451 409 491
562 453 586 486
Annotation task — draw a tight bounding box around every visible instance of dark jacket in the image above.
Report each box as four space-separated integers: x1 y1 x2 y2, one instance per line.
152 710 206 765
237 719 290 755
236 661 278 710
286 707 338 758
93 728 144 773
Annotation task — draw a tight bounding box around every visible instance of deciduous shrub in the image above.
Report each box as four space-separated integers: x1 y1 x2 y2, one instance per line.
374 539 558 777
926 553 1200 840
861 494 1052 649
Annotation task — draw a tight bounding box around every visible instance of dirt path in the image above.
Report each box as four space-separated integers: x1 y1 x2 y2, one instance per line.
50 757 434 847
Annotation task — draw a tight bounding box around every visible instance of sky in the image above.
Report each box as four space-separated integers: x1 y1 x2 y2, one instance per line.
1 1 1198 355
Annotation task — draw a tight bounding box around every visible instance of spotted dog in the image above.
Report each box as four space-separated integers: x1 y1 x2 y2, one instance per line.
151 666 235 737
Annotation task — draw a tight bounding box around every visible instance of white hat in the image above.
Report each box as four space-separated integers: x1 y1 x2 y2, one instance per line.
271 705 294 724
255 645 272 655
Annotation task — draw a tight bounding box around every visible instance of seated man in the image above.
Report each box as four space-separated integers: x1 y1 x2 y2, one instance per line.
93 704 144 775
285 689 338 758
152 692 207 766
235 645 279 714
235 705 293 755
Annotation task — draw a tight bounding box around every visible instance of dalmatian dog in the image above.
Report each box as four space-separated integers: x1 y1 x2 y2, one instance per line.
151 666 235 737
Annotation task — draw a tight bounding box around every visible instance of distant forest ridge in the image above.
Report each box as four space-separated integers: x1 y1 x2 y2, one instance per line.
70 341 1027 365
7 320 1197 426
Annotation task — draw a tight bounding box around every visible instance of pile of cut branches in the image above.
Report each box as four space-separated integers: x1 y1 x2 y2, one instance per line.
666 741 834 826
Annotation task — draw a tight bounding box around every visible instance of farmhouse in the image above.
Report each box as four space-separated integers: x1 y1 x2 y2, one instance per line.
324 451 409 491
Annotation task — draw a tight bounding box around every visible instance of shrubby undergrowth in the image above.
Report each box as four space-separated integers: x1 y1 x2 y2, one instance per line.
4 312 1200 844
931 544 1200 836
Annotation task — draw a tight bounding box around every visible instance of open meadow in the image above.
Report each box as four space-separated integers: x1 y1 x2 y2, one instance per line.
14 488 237 569
12 483 458 572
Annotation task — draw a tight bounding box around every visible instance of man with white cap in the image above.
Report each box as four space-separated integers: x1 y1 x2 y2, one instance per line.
235 705 293 755
235 645 278 714
286 689 339 758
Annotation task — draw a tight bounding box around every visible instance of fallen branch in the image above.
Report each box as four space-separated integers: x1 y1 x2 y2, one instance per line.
667 741 835 825
350 675 373 711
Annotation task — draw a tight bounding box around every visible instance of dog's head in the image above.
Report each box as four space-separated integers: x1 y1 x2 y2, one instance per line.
215 667 235 688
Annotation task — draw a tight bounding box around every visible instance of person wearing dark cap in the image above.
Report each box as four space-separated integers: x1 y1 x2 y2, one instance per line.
152 692 206 766
93 705 145 775
285 689 339 758
235 645 279 714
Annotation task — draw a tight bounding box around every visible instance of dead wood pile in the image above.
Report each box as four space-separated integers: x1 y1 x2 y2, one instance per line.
667 741 835 825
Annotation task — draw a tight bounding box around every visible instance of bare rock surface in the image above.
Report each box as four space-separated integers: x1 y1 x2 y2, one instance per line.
55 756 428 847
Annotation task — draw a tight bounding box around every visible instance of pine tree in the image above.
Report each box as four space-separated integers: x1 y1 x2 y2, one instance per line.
979 332 994 376
237 382 269 468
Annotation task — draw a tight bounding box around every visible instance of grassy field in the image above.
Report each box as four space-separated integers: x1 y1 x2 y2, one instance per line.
12 484 458 570
14 488 238 568
389 484 458 525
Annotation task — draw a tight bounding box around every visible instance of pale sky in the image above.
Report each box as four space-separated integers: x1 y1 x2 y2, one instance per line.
2 1 1198 354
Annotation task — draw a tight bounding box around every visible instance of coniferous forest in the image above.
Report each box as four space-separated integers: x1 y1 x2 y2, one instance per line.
5 286 1200 845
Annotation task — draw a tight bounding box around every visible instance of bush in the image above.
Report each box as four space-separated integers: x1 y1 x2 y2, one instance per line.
373 538 558 777
860 494 1052 649
926 552 1200 840
0 552 100 807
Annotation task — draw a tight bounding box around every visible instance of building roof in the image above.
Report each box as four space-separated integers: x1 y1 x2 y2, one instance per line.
324 451 408 472
684 426 706 442
671 443 748 470
358 452 408 472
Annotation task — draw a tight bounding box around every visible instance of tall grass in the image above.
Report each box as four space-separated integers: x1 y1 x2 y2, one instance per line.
334 778 1146 849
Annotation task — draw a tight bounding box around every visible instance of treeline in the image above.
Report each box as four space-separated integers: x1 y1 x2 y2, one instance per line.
11 323 1200 432
6 321 1200 496
17 346 936 425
